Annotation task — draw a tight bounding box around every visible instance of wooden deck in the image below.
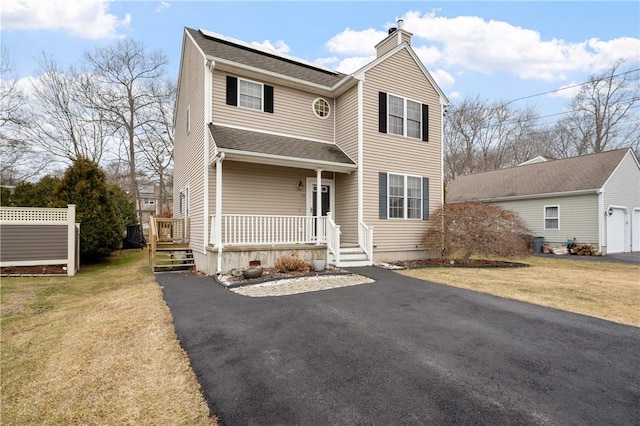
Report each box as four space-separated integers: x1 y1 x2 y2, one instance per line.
148 218 194 272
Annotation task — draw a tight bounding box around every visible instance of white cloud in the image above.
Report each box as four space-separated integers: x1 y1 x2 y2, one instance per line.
400 10 640 81
431 69 455 89
547 82 583 100
156 1 170 13
326 27 386 56
322 10 640 84
449 91 461 100
334 56 376 74
2 0 130 40
251 39 290 54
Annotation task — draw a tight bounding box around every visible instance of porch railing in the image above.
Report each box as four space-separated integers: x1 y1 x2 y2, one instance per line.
359 221 374 260
326 212 341 264
209 214 327 246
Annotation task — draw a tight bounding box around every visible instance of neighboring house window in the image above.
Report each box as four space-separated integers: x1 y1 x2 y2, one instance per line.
379 172 429 220
144 198 155 206
545 206 559 230
379 92 429 141
226 75 274 113
179 187 189 217
186 105 190 133
313 98 330 119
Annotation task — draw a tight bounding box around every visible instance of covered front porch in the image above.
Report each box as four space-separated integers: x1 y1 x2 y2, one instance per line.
206 124 373 273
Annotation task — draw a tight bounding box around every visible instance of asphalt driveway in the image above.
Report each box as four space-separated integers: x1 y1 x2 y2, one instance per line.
158 267 639 425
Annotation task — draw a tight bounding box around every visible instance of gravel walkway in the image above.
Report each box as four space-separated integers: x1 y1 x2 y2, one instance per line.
229 273 375 297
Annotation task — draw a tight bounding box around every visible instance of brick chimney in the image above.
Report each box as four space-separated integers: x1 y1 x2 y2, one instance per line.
376 19 412 57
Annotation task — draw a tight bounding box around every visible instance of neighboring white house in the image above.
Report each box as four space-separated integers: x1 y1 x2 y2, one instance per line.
446 148 640 254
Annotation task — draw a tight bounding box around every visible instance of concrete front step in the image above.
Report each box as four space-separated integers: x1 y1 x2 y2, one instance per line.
329 246 373 267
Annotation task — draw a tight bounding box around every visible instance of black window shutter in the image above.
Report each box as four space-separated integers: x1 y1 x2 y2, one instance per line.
264 85 274 113
226 76 237 106
379 172 388 219
422 177 429 220
378 92 387 134
422 104 429 142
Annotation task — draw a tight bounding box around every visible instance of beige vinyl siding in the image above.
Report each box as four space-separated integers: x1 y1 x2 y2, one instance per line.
174 34 207 252
212 71 335 142
335 173 358 243
0 225 67 262
217 161 320 215
335 85 358 161
333 85 359 242
376 33 400 58
495 193 599 247
361 48 443 257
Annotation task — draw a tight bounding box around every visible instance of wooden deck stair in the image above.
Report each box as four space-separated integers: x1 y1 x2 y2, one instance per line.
148 217 193 272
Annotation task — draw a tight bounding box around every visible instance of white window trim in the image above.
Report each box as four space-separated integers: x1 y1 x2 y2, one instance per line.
387 173 422 220
186 105 191 134
387 93 422 140
544 205 559 230
312 98 331 119
179 186 190 217
238 77 264 112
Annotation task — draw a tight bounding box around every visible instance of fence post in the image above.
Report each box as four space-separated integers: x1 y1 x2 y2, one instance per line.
67 204 76 276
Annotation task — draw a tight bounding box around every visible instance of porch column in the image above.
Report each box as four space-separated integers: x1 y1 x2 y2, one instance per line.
316 168 322 245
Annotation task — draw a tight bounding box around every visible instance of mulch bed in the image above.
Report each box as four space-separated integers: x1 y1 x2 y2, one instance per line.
215 266 352 288
1 265 68 275
391 258 530 269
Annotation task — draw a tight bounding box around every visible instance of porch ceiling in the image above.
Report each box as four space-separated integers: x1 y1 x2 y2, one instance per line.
209 124 357 173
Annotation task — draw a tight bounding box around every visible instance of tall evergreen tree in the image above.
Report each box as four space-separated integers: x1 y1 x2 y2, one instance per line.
55 158 122 262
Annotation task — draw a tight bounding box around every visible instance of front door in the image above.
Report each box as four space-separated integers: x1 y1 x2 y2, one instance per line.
312 184 331 217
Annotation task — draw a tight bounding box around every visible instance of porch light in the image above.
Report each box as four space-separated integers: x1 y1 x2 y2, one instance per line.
297 180 304 190
607 207 614 216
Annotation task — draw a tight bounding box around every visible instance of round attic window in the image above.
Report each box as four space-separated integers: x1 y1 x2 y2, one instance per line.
313 98 330 119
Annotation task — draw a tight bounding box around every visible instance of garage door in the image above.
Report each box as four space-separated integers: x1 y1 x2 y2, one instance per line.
606 207 626 254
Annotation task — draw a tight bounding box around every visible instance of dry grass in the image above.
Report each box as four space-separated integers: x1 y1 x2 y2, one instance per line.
1 249 217 425
399 256 640 327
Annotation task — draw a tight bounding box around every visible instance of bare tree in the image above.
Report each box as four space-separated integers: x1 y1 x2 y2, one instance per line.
444 95 541 182
81 39 169 221
0 46 49 184
28 54 112 163
136 78 176 215
567 60 640 154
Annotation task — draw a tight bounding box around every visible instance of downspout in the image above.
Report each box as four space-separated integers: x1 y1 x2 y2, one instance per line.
204 60 214 263
597 188 604 254
441 104 445 207
216 152 225 274
357 78 364 227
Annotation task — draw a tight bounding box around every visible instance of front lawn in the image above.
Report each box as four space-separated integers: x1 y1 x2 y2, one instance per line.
0 249 216 425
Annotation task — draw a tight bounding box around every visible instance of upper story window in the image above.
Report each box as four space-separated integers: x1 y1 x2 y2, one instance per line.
313 98 330 119
239 79 263 110
545 205 559 230
226 75 274 113
379 92 429 142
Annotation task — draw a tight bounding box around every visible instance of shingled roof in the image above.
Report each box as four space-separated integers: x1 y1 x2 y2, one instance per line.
209 124 355 168
187 28 346 87
447 148 631 202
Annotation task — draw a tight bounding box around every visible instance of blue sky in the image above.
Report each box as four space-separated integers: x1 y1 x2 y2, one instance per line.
2 1 639 124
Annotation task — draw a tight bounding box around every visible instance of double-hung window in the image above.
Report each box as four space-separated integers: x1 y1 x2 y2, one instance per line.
226 76 274 113
386 173 423 219
544 206 559 230
239 79 263 110
379 92 428 141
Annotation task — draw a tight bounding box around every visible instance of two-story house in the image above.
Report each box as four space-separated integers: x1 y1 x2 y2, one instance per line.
173 20 449 275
